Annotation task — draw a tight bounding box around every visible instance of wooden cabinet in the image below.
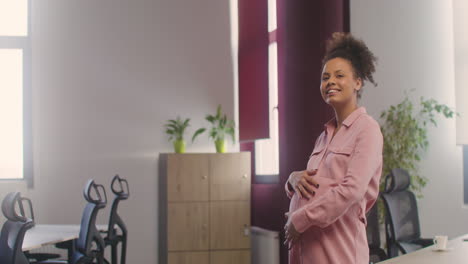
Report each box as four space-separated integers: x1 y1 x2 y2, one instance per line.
168 252 209 264
210 250 251 264
210 201 250 250
167 203 209 251
159 153 251 264
209 154 251 201
167 154 210 202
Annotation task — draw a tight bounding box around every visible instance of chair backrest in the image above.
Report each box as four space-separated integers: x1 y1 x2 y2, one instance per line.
381 168 421 243
366 204 381 249
18 197 34 221
366 202 388 262
73 179 107 263
0 192 34 264
106 175 129 241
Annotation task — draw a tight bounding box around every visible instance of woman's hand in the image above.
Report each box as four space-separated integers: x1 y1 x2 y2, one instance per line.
287 169 319 199
284 212 300 249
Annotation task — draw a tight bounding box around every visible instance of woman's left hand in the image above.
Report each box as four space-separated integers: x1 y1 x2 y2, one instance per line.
284 212 300 249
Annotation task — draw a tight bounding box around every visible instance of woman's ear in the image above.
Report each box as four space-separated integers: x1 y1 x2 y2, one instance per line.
355 77 363 91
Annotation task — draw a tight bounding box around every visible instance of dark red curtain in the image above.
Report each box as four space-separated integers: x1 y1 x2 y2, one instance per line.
238 0 269 141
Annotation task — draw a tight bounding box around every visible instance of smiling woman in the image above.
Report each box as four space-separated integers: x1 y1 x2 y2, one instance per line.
0 0 32 184
284 33 382 264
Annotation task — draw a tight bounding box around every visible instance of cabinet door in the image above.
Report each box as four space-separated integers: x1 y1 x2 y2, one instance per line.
168 203 209 251
168 154 209 202
209 153 251 201
210 250 250 264
168 251 209 264
210 201 250 250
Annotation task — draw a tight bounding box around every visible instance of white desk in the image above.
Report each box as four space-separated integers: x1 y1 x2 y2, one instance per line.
380 234 468 264
23 224 107 251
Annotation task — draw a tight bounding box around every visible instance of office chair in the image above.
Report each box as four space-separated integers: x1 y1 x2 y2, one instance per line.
40 179 108 264
17 196 62 262
366 202 388 263
0 192 35 264
71 179 107 264
103 175 129 264
381 168 433 257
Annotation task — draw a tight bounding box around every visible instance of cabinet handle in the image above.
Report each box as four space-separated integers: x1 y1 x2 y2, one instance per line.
242 174 248 179
243 224 250 236
202 175 208 180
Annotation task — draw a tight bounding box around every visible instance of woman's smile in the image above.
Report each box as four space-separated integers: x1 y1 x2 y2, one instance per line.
326 88 341 96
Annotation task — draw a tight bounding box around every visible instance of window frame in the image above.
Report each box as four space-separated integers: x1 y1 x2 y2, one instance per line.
253 0 279 183
0 0 33 187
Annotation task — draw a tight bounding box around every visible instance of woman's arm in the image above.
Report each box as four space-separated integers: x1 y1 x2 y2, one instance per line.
289 121 383 233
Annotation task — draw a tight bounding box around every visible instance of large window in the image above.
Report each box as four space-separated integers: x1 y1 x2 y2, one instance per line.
0 0 32 185
236 0 279 183
254 0 279 180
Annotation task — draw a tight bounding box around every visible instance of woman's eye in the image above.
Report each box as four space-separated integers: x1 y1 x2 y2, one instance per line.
322 77 329 81
337 75 344 78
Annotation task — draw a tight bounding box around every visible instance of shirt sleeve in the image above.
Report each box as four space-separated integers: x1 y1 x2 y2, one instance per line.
290 121 383 233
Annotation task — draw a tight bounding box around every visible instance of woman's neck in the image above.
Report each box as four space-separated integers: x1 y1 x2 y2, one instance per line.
334 103 359 129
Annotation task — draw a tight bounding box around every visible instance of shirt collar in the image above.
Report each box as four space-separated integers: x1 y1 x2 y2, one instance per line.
324 107 367 130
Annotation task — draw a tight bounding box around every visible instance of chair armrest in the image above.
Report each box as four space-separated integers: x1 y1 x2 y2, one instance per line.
35 261 68 264
412 238 434 247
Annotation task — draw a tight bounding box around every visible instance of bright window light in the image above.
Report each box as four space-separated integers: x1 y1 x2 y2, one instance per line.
255 43 279 175
268 0 277 32
0 49 24 179
0 0 28 36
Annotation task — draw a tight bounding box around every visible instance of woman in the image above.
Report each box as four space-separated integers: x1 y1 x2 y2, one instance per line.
284 32 383 264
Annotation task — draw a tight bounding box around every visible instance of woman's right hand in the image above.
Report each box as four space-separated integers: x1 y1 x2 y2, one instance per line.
287 170 319 199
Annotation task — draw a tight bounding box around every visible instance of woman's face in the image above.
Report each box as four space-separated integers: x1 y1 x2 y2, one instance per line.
320 57 362 109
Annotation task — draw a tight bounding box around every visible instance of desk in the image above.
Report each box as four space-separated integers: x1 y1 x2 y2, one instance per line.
380 234 468 263
23 224 107 251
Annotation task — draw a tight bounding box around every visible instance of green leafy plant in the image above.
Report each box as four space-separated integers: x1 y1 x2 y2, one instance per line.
379 92 457 196
193 104 235 153
164 117 192 153
165 117 190 141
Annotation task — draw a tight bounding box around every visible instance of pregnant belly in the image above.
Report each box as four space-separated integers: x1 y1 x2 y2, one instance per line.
289 176 337 213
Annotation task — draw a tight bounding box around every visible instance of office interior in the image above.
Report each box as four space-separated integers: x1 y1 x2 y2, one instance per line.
1 0 468 263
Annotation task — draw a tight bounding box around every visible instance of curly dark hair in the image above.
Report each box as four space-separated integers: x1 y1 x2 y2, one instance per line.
322 32 377 98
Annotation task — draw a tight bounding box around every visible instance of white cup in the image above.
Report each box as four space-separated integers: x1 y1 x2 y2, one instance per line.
433 235 448 250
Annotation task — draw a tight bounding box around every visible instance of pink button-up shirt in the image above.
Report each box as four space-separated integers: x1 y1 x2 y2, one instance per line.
286 107 383 264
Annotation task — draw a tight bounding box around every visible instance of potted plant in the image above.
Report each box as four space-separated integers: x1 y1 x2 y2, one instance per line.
193 105 235 153
379 93 457 196
164 117 191 153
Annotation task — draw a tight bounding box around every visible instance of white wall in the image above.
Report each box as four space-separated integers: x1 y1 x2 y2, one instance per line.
453 0 468 144
0 0 237 263
351 0 467 238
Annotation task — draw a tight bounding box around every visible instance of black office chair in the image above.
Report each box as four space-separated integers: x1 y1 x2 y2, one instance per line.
0 192 35 264
40 179 108 264
17 197 62 262
103 175 129 264
381 168 433 257
71 179 107 264
366 202 388 263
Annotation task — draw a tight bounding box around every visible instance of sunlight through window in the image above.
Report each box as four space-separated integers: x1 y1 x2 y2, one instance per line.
0 0 28 36
255 0 279 176
0 49 24 179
